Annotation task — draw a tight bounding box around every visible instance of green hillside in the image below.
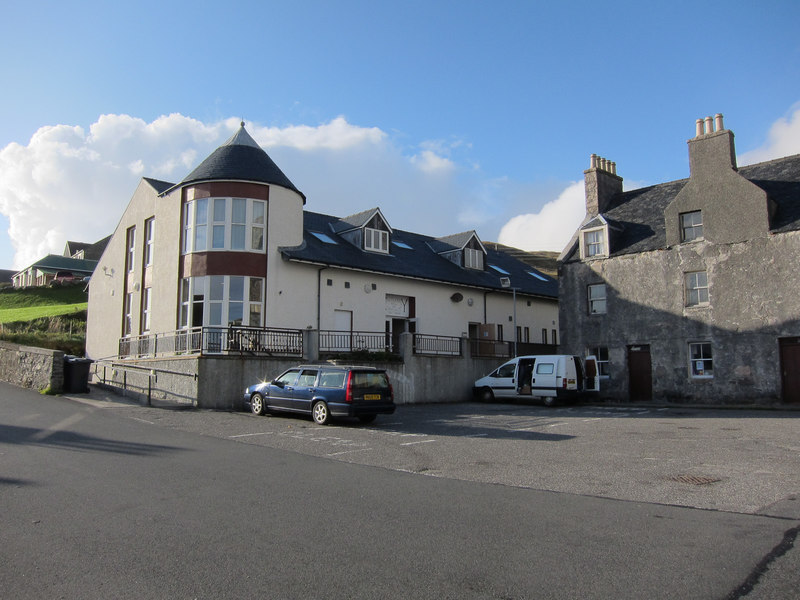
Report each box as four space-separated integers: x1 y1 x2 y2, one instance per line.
0 285 88 354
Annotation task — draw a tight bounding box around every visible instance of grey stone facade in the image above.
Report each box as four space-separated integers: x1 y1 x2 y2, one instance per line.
559 115 800 404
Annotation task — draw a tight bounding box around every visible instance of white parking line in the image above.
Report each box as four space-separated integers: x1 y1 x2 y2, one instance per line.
327 448 371 457
400 439 437 446
229 432 273 438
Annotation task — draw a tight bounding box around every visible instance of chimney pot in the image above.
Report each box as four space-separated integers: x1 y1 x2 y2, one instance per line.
705 116 714 134
696 119 704 137
590 153 598 169
715 113 724 131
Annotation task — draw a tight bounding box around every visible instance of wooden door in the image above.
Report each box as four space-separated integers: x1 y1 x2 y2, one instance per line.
779 338 800 403
628 345 652 401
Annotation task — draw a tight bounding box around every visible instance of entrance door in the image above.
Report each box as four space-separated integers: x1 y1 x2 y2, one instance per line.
628 345 652 401
333 310 352 351
779 338 800 403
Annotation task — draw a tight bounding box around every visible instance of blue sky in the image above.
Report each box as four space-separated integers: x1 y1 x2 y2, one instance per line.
1 0 799 269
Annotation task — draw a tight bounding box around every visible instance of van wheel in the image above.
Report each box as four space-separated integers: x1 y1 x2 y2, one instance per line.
312 401 330 425
251 393 267 416
543 396 557 407
479 387 495 403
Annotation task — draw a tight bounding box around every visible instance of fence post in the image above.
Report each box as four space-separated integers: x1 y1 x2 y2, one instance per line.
304 327 319 362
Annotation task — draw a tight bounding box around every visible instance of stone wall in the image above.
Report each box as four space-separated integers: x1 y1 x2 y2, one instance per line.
0 341 64 393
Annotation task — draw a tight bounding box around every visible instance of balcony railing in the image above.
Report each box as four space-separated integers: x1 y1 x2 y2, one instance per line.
319 330 396 354
412 333 462 356
119 326 303 359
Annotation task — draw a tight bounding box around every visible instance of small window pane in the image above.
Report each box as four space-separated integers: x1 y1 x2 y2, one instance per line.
681 211 703 242
209 276 225 301
230 276 244 301
689 342 713 377
212 225 225 248
232 199 246 223
213 198 226 221
251 226 264 250
231 225 245 249
249 278 263 302
253 201 265 224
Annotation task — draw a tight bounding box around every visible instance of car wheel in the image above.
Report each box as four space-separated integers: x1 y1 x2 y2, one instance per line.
479 387 495 403
251 393 267 416
357 414 376 424
543 396 557 407
312 401 330 425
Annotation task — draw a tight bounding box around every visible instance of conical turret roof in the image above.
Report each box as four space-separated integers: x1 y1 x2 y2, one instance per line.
180 122 305 201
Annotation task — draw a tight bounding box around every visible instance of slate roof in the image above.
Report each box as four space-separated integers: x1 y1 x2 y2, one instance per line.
281 211 558 298
175 123 305 201
143 177 174 194
16 254 97 275
563 153 800 261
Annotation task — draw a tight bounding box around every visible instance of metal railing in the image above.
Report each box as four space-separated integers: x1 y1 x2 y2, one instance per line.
412 333 462 356
469 339 558 359
319 330 395 354
119 326 303 359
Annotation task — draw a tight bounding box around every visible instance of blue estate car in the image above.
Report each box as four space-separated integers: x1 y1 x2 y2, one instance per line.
244 365 395 425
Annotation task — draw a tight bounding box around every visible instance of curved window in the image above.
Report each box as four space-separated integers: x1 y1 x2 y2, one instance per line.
179 276 265 328
182 198 267 254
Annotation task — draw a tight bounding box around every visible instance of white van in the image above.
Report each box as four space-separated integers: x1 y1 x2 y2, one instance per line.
474 355 599 406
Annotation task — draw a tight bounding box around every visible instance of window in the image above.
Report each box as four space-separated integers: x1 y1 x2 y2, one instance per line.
392 240 412 250
489 264 510 275
680 211 703 242
685 271 709 306
465 247 483 270
542 328 548 344
179 276 265 329
689 342 713 377
523 327 530 343
311 231 338 244
588 283 607 314
583 229 605 257
588 346 609 377
144 218 154 267
536 362 555 375
552 329 558 346
125 227 136 273
494 363 516 378
182 197 266 254
141 288 152 333
497 324 504 341
364 227 389 253
528 271 548 281
123 292 134 336
516 326 522 342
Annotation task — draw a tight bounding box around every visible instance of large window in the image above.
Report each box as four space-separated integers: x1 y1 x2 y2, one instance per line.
588 283 607 314
689 342 713 377
364 227 389 253
123 292 134 336
685 271 709 306
182 197 266 254
179 276 265 329
680 211 703 242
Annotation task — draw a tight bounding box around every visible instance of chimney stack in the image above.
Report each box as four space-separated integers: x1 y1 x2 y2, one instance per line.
584 154 622 216
688 113 737 176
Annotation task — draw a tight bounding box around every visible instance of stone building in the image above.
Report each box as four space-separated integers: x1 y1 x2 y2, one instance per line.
559 114 800 404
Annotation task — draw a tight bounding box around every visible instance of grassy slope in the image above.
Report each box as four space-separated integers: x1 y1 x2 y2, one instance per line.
0 286 88 324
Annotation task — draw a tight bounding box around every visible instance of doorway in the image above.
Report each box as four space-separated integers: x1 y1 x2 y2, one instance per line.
779 338 800 403
628 345 652 401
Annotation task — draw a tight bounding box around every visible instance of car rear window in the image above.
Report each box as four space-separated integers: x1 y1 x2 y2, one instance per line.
351 371 390 390
318 371 346 388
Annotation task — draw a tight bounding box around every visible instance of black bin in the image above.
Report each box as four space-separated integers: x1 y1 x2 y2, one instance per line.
64 356 92 393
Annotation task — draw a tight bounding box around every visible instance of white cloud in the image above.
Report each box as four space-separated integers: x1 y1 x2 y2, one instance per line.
739 104 800 165
497 181 585 252
410 149 456 173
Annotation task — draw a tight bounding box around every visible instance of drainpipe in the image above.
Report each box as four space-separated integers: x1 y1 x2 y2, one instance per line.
316 267 328 330
483 291 492 324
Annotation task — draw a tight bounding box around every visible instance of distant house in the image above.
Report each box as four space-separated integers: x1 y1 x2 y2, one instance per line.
11 236 110 289
558 114 800 404
64 236 110 261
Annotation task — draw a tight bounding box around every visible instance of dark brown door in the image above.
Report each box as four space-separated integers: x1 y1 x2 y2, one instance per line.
628 345 652 401
779 338 800 403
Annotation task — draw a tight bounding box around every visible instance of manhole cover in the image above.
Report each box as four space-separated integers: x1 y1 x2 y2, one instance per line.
668 474 721 486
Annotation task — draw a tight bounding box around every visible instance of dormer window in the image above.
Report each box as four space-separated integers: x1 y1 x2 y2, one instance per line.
465 247 483 269
680 210 703 242
580 226 608 260
364 227 389 253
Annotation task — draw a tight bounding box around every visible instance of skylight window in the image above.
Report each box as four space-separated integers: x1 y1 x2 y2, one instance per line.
310 231 338 244
528 271 548 281
489 264 510 275
392 240 412 250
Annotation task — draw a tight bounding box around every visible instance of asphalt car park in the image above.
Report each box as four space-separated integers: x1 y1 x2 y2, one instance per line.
91 394 800 519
